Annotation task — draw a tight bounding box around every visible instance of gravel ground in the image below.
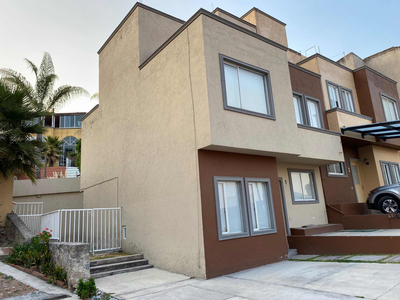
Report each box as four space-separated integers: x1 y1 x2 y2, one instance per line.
0 273 37 299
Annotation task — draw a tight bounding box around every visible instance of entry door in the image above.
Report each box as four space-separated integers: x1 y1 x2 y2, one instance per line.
278 178 290 236
350 159 365 203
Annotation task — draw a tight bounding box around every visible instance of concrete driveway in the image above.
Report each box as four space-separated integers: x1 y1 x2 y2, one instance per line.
95 260 400 299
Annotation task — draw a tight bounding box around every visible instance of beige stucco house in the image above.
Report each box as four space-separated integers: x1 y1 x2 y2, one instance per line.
82 3 400 278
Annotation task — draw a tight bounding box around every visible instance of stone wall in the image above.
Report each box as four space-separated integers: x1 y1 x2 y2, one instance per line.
5 213 34 244
49 242 90 289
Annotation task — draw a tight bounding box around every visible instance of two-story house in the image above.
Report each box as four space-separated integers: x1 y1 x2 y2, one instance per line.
81 3 346 278
294 52 400 214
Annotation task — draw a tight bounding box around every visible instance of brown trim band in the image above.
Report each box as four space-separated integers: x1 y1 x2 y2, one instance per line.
288 62 321 78
98 2 185 54
212 7 257 28
81 104 99 122
138 9 288 70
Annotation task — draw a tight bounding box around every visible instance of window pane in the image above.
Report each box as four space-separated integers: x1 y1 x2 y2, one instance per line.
224 64 241 109
382 97 399 121
328 84 341 109
291 172 304 201
342 90 355 112
238 68 268 115
75 115 83 127
60 116 64 128
351 165 360 184
392 165 400 183
218 183 228 233
382 163 392 185
218 181 243 234
328 163 344 175
307 100 322 128
293 96 304 124
301 172 315 200
249 182 271 230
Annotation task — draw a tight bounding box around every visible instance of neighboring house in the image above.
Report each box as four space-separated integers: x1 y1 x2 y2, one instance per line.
81 3 399 279
43 112 85 167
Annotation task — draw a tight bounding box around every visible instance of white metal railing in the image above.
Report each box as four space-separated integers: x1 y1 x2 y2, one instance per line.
16 207 121 253
12 202 43 215
19 215 41 235
41 210 61 240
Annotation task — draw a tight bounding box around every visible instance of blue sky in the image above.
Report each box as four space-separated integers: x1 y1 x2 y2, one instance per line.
0 0 398 112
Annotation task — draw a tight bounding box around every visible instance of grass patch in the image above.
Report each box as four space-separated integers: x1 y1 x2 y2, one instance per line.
289 254 400 264
90 252 133 261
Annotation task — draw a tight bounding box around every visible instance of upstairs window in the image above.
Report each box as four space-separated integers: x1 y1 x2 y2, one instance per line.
327 83 341 109
327 81 355 113
342 88 355 112
221 55 275 119
327 162 347 177
292 93 323 129
381 95 399 121
60 115 84 128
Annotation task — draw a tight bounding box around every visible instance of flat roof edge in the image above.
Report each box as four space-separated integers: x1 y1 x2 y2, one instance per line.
81 104 99 122
212 7 257 28
139 9 288 70
241 7 286 26
288 62 321 78
97 2 185 54
353 66 397 84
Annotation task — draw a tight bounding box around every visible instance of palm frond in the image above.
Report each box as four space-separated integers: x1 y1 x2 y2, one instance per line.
0 68 36 103
24 58 39 79
38 52 55 78
36 73 58 106
47 85 89 111
90 92 99 100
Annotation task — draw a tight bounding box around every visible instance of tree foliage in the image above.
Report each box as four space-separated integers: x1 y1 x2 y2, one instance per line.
0 82 48 182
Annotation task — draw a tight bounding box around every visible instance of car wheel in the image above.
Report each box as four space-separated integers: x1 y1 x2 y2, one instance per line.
378 196 399 214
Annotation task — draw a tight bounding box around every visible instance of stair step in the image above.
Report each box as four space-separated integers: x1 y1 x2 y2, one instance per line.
91 264 153 279
90 259 149 274
90 254 144 267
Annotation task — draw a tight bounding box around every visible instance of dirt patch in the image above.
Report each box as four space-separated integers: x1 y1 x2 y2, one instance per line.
0 272 36 299
90 252 133 261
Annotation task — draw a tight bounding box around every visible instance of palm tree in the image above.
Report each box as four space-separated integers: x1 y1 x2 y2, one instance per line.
0 81 47 182
42 136 63 167
0 52 88 177
0 52 88 112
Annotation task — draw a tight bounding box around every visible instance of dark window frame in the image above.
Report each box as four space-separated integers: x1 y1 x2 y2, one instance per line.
326 162 348 178
213 176 250 241
219 54 275 120
288 169 319 205
244 177 277 236
380 160 400 185
326 80 356 113
292 92 324 129
380 92 400 122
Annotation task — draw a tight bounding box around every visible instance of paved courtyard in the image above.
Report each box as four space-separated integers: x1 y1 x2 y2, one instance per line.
95 260 400 299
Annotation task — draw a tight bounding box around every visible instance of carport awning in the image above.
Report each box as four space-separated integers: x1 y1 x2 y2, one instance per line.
341 120 400 140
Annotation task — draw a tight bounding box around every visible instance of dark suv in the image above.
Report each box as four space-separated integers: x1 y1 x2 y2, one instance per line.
367 183 400 214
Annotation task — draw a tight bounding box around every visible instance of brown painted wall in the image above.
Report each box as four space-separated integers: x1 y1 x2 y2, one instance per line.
320 144 359 205
354 68 400 147
289 65 329 129
198 150 288 278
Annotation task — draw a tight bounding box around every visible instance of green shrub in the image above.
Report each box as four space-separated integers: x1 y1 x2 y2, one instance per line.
77 278 97 299
6 229 67 285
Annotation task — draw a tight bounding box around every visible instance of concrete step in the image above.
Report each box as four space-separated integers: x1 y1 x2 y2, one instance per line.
288 249 298 258
90 259 149 274
90 254 144 267
91 264 153 279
